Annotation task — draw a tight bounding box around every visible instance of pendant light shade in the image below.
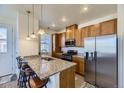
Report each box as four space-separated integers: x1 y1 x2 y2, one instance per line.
26 11 31 40
31 4 36 38
26 35 31 40
38 28 45 35
38 5 45 35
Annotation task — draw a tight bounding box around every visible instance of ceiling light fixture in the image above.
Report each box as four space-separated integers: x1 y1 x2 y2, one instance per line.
26 11 31 40
83 7 88 11
38 5 45 35
52 23 55 27
62 17 66 22
38 29 45 35
31 4 36 39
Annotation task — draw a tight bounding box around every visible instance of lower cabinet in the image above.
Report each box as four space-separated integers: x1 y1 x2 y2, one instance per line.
52 53 62 59
60 66 75 88
72 56 85 75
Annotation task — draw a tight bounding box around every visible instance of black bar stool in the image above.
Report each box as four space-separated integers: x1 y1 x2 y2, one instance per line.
16 56 30 87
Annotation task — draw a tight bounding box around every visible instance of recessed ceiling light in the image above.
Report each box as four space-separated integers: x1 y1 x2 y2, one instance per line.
84 7 88 11
62 17 66 22
52 23 55 27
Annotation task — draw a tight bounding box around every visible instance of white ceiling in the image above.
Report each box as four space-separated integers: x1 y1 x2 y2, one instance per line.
5 4 117 31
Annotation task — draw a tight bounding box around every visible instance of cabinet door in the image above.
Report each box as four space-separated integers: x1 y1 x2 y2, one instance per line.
73 57 79 73
65 29 70 40
89 24 100 37
61 32 65 47
66 24 78 40
81 27 89 47
76 29 82 47
79 58 85 75
71 25 77 40
73 56 85 75
55 34 61 52
100 19 117 35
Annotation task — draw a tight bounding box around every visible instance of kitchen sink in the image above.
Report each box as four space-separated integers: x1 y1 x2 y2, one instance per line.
41 57 54 61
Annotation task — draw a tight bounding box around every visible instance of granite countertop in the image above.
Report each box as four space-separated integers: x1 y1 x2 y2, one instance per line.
24 56 76 80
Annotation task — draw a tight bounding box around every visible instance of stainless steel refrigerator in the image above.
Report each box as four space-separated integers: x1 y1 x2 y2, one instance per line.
84 34 118 88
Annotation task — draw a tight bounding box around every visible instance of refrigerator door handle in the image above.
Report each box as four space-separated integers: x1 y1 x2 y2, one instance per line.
91 52 94 61
94 51 97 61
85 52 89 60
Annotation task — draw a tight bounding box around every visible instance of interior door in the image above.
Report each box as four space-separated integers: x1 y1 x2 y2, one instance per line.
0 24 13 77
84 37 96 85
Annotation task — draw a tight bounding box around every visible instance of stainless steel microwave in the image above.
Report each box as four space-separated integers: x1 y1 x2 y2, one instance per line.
65 40 75 47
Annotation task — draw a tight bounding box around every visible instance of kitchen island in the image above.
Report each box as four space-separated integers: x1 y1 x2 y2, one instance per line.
24 55 76 88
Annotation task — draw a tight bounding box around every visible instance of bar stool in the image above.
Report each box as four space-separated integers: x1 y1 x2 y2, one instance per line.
16 56 30 87
16 56 49 88
27 73 49 88
22 66 49 88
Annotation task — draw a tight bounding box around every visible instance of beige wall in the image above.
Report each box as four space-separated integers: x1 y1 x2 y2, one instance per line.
18 13 39 57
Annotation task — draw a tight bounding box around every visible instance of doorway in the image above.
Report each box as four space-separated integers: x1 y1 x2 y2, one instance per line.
0 24 13 77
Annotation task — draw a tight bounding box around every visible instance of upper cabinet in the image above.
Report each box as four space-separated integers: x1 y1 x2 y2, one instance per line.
61 32 65 47
66 24 78 40
75 29 82 47
81 26 89 47
100 19 117 35
89 24 100 37
52 18 117 52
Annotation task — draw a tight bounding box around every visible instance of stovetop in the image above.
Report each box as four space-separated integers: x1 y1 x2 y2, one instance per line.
61 50 78 61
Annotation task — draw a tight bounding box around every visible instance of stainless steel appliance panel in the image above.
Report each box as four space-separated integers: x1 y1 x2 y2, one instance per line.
84 37 96 85
96 35 117 88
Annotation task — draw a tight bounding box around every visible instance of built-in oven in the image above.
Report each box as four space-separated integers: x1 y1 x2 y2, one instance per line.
65 40 75 47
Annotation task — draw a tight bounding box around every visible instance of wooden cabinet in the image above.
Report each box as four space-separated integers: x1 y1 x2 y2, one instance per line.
89 24 100 37
51 33 61 57
81 26 89 47
75 29 82 47
100 19 117 35
55 33 61 52
66 24 78 40
72 56 85 75
61 32 65 47
60 66 75 88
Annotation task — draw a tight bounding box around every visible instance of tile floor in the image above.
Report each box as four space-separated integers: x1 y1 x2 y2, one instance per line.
0 74 95 88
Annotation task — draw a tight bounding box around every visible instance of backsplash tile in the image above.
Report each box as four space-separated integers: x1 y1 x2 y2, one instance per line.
61 47 84 54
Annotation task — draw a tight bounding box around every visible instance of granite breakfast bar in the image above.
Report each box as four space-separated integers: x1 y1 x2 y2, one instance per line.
24 56 76 88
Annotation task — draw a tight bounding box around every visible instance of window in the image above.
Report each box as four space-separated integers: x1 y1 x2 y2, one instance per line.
40 33 50 55
0 28 7 53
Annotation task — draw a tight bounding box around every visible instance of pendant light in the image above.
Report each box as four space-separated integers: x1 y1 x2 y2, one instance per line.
31 4 36 38
38 5 45 35
26 11 31 40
